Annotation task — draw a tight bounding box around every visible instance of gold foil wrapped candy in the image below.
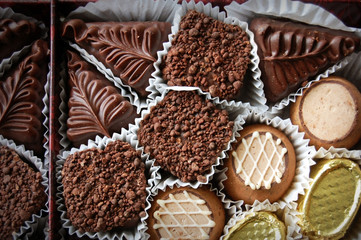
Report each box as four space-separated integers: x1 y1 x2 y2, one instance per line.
298 158 361 239
224 212 286 240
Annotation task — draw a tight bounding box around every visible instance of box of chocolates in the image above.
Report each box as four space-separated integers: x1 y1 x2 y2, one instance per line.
1 0 361 239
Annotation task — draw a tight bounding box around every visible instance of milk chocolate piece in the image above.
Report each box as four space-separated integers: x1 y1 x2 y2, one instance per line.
147 186 225 240
162 10 251 100
0 18 42 62
62 140 147 232
223 124 296 204
67 51 139 148
250 17 360 102
290 76 361 149
138 91 234 182
0 146 47 240
0 39 49 157
62 19 171 98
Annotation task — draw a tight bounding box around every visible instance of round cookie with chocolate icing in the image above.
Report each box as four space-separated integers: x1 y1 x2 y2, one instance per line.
223 124 296 204
147 186 225 240
290 76 361 149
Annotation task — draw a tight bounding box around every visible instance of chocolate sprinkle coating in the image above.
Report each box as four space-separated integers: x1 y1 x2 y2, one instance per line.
162 10 252 100
61 140 147 233
0 146 47 240
138 91 234 182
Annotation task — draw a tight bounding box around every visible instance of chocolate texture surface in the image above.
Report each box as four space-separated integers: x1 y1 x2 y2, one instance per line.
162 10 251 100
250 17 360 102
62 19 171 98
67 51 139 148
138 91 234 182
0 18 42 62
61 140 147 232
0 39 49 157
0 146 47 240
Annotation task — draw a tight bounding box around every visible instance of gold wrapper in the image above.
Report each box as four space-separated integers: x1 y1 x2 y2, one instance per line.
298 159 361 239
224 212 286 240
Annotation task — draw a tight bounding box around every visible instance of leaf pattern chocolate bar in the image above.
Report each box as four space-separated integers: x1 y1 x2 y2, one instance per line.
250 17 360 103
62 19 171 98
0 39 49 157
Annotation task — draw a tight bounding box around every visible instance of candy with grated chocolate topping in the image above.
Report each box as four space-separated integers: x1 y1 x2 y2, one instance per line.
61 140 147 233
138 91 234 182
0 146 47 240
162 10 251 101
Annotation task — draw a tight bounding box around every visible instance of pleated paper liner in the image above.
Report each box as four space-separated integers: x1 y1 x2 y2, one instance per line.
0 136 49 240
151 0 267 113
56 129 155 240
225 0 361 116
61 0 181 110
216 109 315 210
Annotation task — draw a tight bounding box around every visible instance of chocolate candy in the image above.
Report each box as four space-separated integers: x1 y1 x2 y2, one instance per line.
62 19 171 98
0 39 49 157
298 159 361 239
0 146 47 239
162 10 252 101
250 17 360 102
0 18 42 62
62 140 147 232
138 90 234 182
66 51 139 148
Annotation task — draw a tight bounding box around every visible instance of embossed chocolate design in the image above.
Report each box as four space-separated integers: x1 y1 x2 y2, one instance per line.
67 51 138 148
250 17 360 103
0 18 42 62
0 39 49 157
62 19 171 98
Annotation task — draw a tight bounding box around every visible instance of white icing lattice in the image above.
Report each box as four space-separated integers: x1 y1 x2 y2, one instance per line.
153 190 215 240
233 131 287 190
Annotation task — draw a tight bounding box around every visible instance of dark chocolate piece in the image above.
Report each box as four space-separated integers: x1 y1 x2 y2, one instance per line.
0 39 49 157
62 19 171 98
67 51 139 148
0 18 42 62
250 17 360 103
0 146 47 240
62 140 147 232
162 10 251 100
138 91 234 182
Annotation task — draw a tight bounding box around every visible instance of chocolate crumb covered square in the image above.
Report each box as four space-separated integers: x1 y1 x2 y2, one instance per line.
61 140 147 233
138 90 234 182
162 10 252 101
0 146 47 240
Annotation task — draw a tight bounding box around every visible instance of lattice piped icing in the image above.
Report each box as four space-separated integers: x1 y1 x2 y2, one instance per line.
153 190 215 240
232 131 287 190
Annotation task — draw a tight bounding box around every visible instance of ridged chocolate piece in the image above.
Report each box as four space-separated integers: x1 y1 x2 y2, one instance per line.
0 39 49 157
0 18 42 62
62 19 171 98
250 18 360 103
67 51 139 148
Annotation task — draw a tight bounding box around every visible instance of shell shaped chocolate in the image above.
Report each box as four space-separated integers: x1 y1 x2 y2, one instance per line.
250 18 360 102
62 19 171 98
0 18 42 62
67 51 138 148
0 39 49 156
